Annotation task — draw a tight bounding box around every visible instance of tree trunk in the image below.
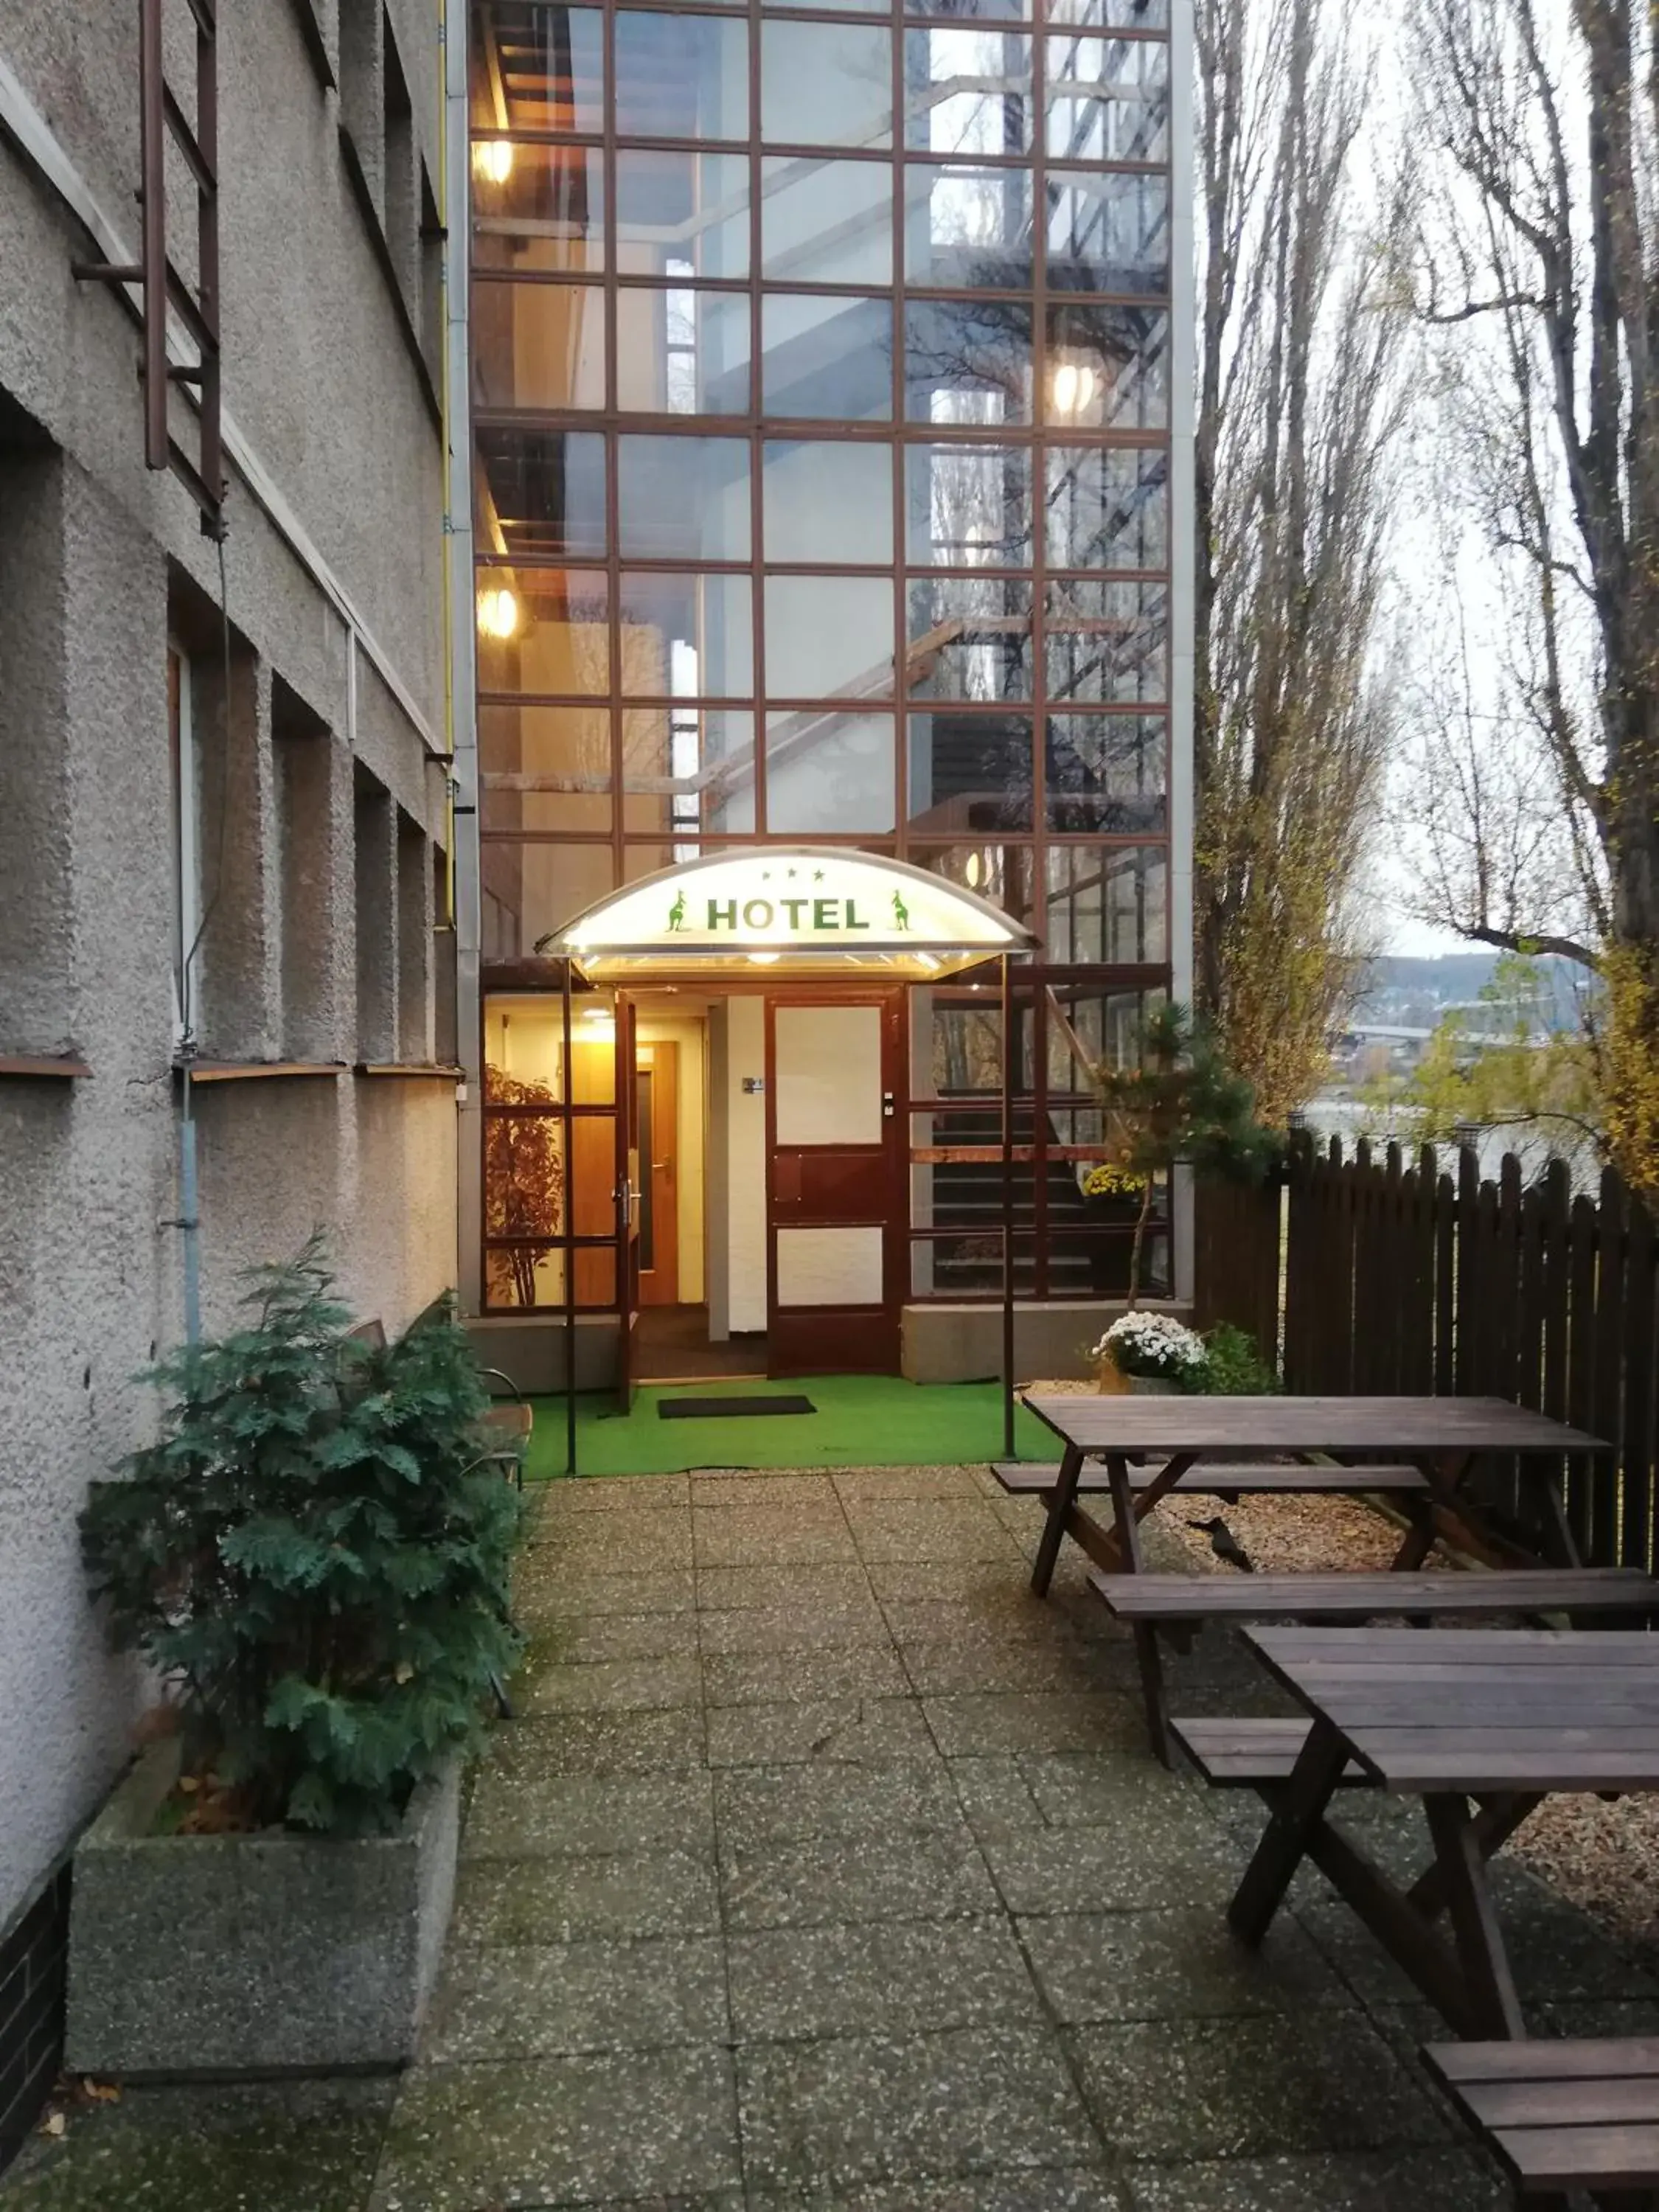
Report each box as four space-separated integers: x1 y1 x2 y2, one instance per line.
1126 1178 1158 1310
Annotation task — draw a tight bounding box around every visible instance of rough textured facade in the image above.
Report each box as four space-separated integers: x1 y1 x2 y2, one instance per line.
0 0 457 2146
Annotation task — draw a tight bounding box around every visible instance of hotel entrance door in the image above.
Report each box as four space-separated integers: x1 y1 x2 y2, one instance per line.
765 992 905 1376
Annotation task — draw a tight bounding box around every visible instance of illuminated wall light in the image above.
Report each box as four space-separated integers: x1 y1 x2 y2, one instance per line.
476 585 519 640
473 139 515 186
964 852 983 888
1050 361 1099 420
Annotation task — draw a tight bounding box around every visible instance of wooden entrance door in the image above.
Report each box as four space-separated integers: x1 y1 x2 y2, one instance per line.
765 992 905 1376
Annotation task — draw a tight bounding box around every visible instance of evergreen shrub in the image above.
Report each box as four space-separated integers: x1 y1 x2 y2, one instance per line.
80 1239 527 1836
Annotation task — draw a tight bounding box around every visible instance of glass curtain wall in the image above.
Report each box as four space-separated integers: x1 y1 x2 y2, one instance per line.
470 0 1174 1304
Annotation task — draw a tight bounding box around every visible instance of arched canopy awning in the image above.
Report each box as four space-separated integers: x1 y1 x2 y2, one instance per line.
543 848 1039 982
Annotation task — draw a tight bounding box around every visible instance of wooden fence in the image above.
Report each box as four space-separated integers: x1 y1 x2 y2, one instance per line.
1194 1132 1659 1572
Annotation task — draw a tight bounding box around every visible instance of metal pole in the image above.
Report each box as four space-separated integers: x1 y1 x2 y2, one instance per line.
563 960 578 1477
1001 952 1015 1460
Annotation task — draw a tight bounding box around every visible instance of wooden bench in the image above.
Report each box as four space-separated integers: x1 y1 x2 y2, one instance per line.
1091 1568 1659 1765
1172 1716 1369 1787
1091 1569 1659 1626
1425 2037 1659 2202
992 1460 1430 1498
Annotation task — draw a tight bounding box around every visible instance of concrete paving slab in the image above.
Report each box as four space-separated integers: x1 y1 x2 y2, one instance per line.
423 1936 729 2060
515 1652 706 1714
727 1917 1041 2039
696 1565 876 1611
720 1828 1000 1930
736 2024 1101 2195
1067 2015 1457 2162
844 1501 1023 1563
703 1646 910 1708
369 2048 742 2208
453 1848 721 1944
697 1603 891 1656
714 1761 967 1846
516 1604 702 1659
980 1822 1248 1916
922 1691 1147 1757
536 1506 695 1569
1 2081 394 2212
463 1768 715 1860
706 1697 936 1768
1018 1908 1350 2024
472 1706 707 1777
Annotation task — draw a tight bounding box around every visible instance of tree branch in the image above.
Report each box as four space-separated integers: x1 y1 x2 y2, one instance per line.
1457 923 1601 970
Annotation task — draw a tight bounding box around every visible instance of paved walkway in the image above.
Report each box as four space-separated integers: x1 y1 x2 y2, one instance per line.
10 1464 1659 2209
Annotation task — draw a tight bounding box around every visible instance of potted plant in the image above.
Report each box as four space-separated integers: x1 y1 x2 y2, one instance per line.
1077 1161 1146 1297
67 1239 527 2079
1091 1310 1208 1394
1087 1004 1279 1308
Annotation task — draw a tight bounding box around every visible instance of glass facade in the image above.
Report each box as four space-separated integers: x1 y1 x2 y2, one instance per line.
470 0 1175 1306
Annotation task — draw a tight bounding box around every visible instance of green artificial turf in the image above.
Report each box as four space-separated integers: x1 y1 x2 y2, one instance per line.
523 1371 1055 1478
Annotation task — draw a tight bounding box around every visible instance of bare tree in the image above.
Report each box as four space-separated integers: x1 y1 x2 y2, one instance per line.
1194 0 1416 1127
1411 0 1659 1189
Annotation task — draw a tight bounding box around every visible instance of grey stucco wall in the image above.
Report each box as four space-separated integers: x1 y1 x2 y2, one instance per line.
0 1 456 1933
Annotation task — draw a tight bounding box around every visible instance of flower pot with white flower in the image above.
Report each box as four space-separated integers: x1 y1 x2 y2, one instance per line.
1091 1312 1207 1394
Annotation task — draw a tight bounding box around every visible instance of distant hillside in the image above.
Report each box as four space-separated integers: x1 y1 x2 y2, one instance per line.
1352 953 1585 1032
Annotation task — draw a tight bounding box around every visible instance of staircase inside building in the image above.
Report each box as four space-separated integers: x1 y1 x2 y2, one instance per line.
926 1103 1099 1298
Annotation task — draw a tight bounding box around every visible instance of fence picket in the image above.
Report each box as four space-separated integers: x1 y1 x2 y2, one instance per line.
1194 1133 1656 1574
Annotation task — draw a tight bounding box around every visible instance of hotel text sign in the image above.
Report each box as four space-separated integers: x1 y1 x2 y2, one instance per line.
560 849 1026 970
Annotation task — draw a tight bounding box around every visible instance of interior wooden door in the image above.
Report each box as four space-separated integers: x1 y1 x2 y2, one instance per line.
635 1040 680 1307
766 992 905 1376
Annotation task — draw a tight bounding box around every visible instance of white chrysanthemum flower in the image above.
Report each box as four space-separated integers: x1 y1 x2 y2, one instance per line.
1092 1312 1206 1374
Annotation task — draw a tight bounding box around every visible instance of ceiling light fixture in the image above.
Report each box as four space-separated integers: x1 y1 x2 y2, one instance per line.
476 585 519 640
1051 361 1099 419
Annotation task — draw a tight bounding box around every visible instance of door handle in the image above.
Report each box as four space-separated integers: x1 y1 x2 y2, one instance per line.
882 1091 896 1119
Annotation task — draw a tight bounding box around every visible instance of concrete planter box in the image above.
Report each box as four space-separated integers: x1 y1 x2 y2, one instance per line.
65 1742 459 2079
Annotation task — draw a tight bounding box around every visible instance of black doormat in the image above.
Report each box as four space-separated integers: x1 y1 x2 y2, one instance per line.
658 1394 817 1420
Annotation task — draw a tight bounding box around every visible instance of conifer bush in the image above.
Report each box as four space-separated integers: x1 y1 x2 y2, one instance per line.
80 1239 527 1836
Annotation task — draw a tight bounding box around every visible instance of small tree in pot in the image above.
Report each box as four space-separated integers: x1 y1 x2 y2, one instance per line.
81 1237 526 1834
69 1239 528 2076
1088 1004 1279 1310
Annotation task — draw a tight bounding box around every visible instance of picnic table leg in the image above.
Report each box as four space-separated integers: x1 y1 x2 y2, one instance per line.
1388 1497 1439 1572
1098 1451 1174 1764
1031 1440 1085 1597
1228 1717 1350 1946
1101 1458 1163 1756
1405 1794 1542 1921
1422 1793 1526 2040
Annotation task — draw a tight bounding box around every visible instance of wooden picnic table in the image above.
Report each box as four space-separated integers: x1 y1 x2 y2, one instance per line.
1019 1394 1607 1596
1217 1627 1659 2042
